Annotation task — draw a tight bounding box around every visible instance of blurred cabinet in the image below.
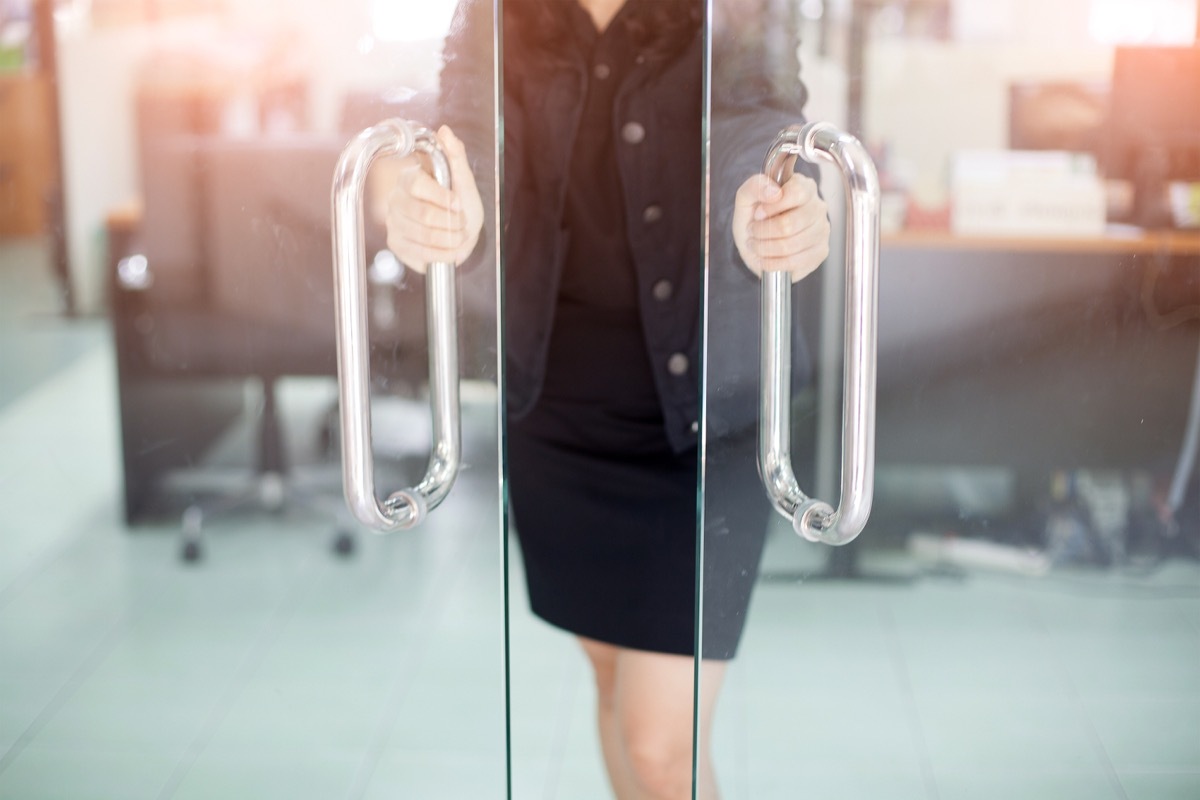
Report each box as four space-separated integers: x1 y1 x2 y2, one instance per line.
0 72 55 237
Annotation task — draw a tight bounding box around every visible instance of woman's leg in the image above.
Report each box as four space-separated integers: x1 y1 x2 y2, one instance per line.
580 637 728 800
580 638 638 797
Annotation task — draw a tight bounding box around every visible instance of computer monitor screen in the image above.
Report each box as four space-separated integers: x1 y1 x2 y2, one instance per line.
1106 45 1200 226
1009 81 1107 155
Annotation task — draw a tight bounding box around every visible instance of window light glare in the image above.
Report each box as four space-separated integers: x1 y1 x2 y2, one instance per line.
371 0 456 42
1087 0 1196 45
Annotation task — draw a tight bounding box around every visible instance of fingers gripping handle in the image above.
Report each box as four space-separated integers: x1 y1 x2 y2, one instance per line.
332 120 462 532
757 122 881 545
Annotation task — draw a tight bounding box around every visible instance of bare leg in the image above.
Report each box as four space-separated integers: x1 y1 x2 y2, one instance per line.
580 637 728 800
580 637 638 798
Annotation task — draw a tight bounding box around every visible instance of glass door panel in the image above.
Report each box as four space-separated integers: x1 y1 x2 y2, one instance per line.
0 0 505 797
701 1 1200 798
500 4 705 798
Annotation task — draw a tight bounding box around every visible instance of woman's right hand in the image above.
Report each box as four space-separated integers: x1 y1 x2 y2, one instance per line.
385 125 484 272
731 172 829 283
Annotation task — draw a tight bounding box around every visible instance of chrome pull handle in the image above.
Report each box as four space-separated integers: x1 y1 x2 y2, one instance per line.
758 122 880 545
331 119 461 532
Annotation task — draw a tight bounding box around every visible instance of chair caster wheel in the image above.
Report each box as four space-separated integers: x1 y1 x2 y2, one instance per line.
332 530 356 558
181 539 203 563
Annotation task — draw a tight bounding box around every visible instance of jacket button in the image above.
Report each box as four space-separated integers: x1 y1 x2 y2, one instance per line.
690 421 699 434
667 353 689 376
652 280 673 301
621 121 646 144
642 204 663 224
594 63 611 80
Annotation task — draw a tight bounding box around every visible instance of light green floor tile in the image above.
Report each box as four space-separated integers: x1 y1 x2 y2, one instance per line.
168 748 361 800
1176 599 1200 633
510 756 552 800
934 769 1120 800
887 582 1044 637
0 746 180 800
249 617 423 685
919 697 1105 774
0 242 85 411
1119 770 1200 800
0 349 123 592
0 325 102 413
0 679 61 752
901 632 1072 700
512 663 603 797
87 620 260 686
200 677 391 753
735 620 897 696
436 571 507 635
0 607 120 684
21 674 221 750
287 536 460 623
359 750 506 800
1035 585 1200 638
747 766 932 800
744 582 896 638
383 677 508 754
740 692 922 773
1086 698 1200 772
536 755 613 800
533 680 609 797
1058 637 1200 701
509 640 584 761
401 628 507 686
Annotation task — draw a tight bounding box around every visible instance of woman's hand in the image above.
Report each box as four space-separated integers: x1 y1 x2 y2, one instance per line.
732 172 830 282
384 125 484 272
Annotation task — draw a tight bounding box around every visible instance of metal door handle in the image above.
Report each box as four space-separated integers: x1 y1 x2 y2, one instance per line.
758 122 880 545
331 119 461 532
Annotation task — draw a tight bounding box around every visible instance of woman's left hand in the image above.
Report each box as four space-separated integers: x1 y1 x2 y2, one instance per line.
732 172 830 282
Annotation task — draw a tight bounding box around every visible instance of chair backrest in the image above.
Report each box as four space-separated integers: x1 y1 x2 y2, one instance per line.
202 136 343 337
135 88 215 307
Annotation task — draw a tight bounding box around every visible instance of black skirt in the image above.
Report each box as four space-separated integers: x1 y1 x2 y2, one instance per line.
506 304 770 660
504 0 769 660
508 408 769 660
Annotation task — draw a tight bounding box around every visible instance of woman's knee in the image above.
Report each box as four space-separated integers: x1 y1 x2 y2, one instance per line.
618 715 694 799
614 650 697 798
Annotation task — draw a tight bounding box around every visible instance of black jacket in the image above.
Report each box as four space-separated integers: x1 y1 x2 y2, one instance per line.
441 0 816 453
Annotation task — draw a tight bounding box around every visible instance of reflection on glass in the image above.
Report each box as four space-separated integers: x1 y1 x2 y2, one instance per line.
703 1 1199 798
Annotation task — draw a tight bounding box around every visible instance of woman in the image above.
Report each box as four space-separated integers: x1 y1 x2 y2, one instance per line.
386 1 829 797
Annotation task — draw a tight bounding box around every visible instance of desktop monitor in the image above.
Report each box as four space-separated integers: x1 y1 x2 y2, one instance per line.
1106 45 1200 228
1009 80 1107 156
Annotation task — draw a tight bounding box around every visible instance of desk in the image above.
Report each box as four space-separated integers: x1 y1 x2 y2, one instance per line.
882 228 1200 256
861 226 1199 534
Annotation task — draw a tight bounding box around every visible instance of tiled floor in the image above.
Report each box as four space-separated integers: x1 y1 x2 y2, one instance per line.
0 242 1198 798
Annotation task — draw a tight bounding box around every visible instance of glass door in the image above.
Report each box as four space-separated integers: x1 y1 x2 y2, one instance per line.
0 0 505 797
700 1 1200 798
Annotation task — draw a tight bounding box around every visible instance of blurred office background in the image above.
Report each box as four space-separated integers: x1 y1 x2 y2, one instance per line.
0 0 1198 797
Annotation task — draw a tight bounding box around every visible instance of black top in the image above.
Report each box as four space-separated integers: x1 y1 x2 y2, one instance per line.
443 0 814 450
531 0 666 453
559 0 641 313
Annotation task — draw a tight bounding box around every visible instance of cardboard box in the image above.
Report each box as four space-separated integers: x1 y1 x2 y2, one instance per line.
951 150 1106 237
0 73 55 237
